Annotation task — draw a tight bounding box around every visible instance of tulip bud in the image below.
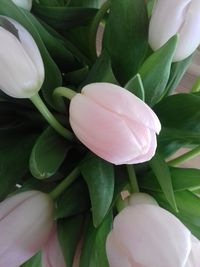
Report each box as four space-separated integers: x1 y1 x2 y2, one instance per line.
12 0 32 10
42 225 66 267
0 190 54 267
0 16 44 98
148 0 200 62
106 193 200 267
69 83 161 165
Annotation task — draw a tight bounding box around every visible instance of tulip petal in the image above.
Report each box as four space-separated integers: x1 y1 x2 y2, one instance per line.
112 205 191 267
5 17 44 87
149 0 200 61
82 83 161 134
106 233 136 267
70 94 148 165
42 226 66 267
0 26 39 98
0 191 54 267
185 235 200 267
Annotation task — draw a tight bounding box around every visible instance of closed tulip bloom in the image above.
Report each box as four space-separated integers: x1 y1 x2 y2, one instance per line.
0 16 44 98
148 0 200 62
0 190 54 267
42 226 66 267
69 83 161 165
106 193 200 267
12 0 32 10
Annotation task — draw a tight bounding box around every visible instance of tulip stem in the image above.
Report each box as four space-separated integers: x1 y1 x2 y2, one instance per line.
49 167 80 200
30 93 74 140
191 76 200 92
126 165 139 193
53 87 77 102
167 145 200 166
89 0 111 60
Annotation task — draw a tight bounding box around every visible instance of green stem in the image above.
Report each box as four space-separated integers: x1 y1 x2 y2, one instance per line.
53 87 77 102
126 165 139 193
30 93 74 140
191 76 200 93
167 145 200 166
89 0 111 60
49 167 80 200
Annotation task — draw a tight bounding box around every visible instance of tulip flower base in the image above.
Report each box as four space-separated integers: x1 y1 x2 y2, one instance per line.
1 0 200 267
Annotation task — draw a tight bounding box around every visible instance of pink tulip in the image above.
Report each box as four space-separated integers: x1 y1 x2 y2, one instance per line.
42 225 66 267
0 190 54 267
106 193 200 267
69 83 161 165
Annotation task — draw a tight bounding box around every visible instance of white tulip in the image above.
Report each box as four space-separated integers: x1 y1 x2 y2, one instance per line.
0 16 44 98
148 0 200 62
12 0 32 11
106 193 200 267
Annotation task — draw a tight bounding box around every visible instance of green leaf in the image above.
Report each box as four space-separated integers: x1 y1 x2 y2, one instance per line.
20 253 42 267
30 127 71 179
58 215 84 267
103 0 148 84
80 213 112 267
22 10 80 72
80 154 114 227
139 35 177 106
0 130 38 200
164 55 193 96
140 167 200 192
82 50 118 85
155 93 200 132
32 3 97 30
68 0 105 8
0 0 62 110
125 73 145 101
149 153 177 211
55 179 90 219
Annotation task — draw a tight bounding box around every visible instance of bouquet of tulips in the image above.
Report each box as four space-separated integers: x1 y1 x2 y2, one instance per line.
1 0 200 266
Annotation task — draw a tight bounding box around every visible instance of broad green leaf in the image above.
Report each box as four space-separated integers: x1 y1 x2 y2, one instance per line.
103 0 148 84
58 215 84 267
82 50 118 85
64 66 89 86
68 0 105 8
32 3 97 30
125 73 145 101
0 0 62 110
149 153 177 211
140 167 200 192
55 179 90 218
29 127 70 179
139 35 177 106
0 129 38 200
155 93 200 132
80 213 112 267
23 10 80 72
80 154 114 227
20 253 42 267
164 55 193 96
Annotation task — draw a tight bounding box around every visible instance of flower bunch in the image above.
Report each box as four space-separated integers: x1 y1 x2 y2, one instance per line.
0 0 200 266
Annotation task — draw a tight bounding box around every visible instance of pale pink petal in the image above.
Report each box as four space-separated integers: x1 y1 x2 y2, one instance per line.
112 205 191 267
0 191 54 267
42 226 66 267
82 83 161 134
185 235 200 267
106 233 136 267
70 94 147 165
149 0 200 61
124 130 157 164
